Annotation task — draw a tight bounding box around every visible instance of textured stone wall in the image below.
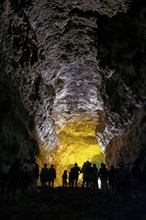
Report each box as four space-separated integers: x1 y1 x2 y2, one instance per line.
0 71 39 162
98 0 146 166
1 0 146 167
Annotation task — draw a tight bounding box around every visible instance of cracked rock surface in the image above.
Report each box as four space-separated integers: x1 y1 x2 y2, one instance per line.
0 0 146 167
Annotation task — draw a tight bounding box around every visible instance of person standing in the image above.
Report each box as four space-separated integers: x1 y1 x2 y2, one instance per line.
40 164 49 186
72 163 80 187
62 170 67 187
108 165 116 193
93 163 99 189
99 163 109 192
0 160 11 196
48 164 56 187
32 162 39 189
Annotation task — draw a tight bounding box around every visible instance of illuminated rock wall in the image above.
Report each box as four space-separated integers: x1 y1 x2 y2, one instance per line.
1 0 146 178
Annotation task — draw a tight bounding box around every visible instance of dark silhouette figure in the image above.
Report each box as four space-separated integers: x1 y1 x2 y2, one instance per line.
0 160 10 196
131 163 141 195
40 164 49 186
7 158 21 198
71 163 80 187
32 162 39 189
116 165 127 194
69 168 74 187
99 163 108 192
20 159 34 193
124 167 131 194
93 163 99 189
81 161 89 188
62 170 67 187
108 165 116 194
141 165 146 183
141 165 146 192
85 162 94 188
48 164 56 187
131 164 141 180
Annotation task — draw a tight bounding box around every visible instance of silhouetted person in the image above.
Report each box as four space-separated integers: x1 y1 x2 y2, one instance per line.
99 163 108 192
0 160 10 196
81 161 89 188
48 164 56 187
131 164 141 180
40 164 49 186
20 159 34 193
7 158 21 198
124 167 131 194
93 163 98 189
62 170 67 187
32 162 39 190
108 165 116 194
116 165 127 194
85 162 94 188
141 165 146 192
71 163 80 187
131 163 141 195
141 165 146 183
69 168 74 187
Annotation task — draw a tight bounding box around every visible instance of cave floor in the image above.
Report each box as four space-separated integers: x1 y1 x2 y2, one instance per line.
0 187 146 220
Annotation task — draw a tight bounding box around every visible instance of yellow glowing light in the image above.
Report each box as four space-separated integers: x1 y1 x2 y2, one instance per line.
51 117 105 186
37 117 105 186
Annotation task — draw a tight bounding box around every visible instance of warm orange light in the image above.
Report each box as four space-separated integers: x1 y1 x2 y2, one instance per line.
51 117 105 186
37 117 105 186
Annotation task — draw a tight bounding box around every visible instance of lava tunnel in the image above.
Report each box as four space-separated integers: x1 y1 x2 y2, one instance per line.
49 117 104 185
0 0 146 220
1 0 146 219
0 0 146 188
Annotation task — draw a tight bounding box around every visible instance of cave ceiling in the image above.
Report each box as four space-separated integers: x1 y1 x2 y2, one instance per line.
0 0 146 170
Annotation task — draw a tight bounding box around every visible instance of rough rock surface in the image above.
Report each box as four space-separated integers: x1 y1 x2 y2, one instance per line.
0 0 146 167
0 70 39 162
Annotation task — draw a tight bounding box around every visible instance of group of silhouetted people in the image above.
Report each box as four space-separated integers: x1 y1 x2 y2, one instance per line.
1 158 146 198
61 161 102 189
40 164 56 187
60 161 146 196
61 162 108 190
0 158 39 198
0 158 58 198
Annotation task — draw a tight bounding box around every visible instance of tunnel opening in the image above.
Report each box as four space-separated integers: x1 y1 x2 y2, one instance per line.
37 117 105 186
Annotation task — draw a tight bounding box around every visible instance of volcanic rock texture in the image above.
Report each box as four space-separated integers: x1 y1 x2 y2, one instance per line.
0 0 146 168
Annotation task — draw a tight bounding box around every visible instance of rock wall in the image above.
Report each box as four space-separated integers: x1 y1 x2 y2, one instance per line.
0 0 146 167
0 70 39 163
98 0 146 166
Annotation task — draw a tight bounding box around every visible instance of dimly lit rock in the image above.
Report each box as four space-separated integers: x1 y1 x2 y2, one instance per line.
0 70 39 162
